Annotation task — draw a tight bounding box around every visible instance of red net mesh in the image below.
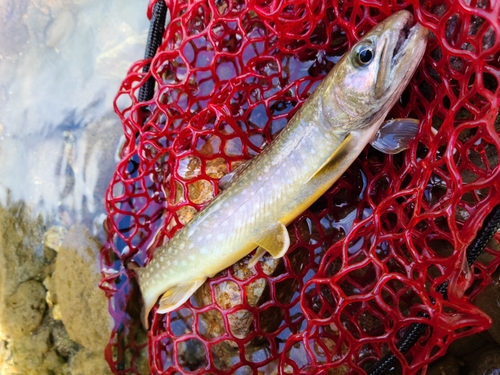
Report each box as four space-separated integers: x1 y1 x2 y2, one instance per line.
99 0 500 373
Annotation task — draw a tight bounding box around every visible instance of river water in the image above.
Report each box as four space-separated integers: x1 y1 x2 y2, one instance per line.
0 1 150 373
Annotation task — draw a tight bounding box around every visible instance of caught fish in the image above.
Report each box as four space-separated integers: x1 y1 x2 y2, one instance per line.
132 10 428 329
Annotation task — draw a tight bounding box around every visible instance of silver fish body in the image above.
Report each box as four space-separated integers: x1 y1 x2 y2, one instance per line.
133 10 429 329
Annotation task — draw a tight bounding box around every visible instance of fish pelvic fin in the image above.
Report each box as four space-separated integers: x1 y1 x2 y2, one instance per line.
253 223 290 262
157 279 206 315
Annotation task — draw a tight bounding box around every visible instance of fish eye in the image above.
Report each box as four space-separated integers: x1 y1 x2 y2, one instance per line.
354 44 374 66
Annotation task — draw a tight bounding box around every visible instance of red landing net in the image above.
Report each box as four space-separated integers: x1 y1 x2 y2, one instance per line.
99 0 500 374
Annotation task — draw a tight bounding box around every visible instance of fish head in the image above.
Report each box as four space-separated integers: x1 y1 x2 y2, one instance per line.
324 10 428 130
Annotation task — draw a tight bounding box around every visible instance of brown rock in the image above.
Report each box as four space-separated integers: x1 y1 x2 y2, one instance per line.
177 205 198 225
0 203 74 375
54 224 111 352
2 324 69 375
69 348 113 375
427 354 460 375
206 157 227 178
474 270 500 346
3 280 46 338
177 156 201 179
0 203 47 307
194 245 309 346
448 331 488 357
188 179 214 204
194 254 280 343
9 330 50 372
469 349 500 375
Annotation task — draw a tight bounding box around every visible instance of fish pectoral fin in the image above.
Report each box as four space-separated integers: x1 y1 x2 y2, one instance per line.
306 133 354 182
218 159 251 190
253 223 290 259
370 118 419 154
248 247 267 268
157 279 206 314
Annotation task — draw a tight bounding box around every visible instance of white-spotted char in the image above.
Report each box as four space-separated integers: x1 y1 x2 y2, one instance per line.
132 10 428 329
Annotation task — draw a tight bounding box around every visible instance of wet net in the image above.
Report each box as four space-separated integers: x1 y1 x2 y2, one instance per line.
99 0 500 374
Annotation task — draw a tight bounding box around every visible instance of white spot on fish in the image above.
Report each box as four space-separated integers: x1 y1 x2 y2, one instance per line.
174 260 178 265
217 234 224 241
206 234 212 240
181 261 187 266
189 255 195 260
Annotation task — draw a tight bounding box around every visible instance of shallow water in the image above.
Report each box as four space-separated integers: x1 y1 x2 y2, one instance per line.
0 0 149 226
0 0 149 373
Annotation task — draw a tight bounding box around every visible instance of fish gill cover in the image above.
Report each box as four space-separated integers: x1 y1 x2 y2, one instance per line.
99 0 500 374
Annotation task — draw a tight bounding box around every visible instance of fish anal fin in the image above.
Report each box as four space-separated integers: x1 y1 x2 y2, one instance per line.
157 279 206 314
306 133 354 182
254 223 290 260
370 118 419 154
248 247 267 268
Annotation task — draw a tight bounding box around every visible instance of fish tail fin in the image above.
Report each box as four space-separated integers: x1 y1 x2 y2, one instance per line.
157 279 206 314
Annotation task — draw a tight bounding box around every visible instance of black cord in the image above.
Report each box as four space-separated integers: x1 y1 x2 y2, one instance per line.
366 205 500 375
138 0 168 103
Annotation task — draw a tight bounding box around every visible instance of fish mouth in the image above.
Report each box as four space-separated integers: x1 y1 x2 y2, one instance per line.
374 10 428 99
391 15 421 66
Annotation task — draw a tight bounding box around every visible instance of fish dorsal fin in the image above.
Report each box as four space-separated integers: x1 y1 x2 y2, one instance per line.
253 223 290 260
306 133 355 182
218 159 252 190
157 279 206 314
370 118 419 154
